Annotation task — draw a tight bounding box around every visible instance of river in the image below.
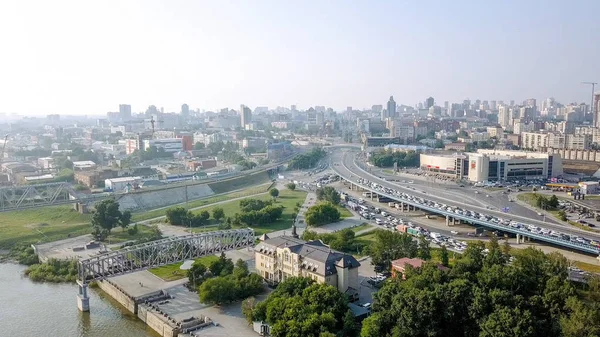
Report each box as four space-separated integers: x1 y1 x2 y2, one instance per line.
0 263 158 337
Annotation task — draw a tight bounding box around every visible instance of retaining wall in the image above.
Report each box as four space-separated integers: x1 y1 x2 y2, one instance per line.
97 279 137 314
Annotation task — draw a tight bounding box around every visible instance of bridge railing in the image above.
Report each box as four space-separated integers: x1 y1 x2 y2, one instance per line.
77 228 255 283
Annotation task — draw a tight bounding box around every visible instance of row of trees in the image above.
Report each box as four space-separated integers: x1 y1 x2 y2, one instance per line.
165 207 216 227
288 148 326 169
302 228 364 253
242 277 357 337
304 202 341 226
192 254 264 305
368 150 419 168
361 237 600 337
365 229 447 269
533 194 559 209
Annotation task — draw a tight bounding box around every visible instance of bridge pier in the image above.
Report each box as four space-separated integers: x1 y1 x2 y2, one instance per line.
516 234 521 244
77 280 90 312
446 215 450 226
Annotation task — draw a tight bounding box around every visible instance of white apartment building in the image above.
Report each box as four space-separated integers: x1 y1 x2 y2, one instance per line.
521 132 548 150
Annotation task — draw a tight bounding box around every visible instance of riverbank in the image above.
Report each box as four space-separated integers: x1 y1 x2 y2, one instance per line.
0 263 155 337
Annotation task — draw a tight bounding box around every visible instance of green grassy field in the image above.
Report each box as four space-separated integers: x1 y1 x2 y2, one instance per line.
190 189 308 236
149 255 220 281
131 183 273 222
349 223 372 233
0 205 91 249
207 171 271 194
337 205 353 218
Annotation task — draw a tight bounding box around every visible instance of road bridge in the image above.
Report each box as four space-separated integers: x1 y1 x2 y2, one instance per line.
76 228 255 311
332 150 600 256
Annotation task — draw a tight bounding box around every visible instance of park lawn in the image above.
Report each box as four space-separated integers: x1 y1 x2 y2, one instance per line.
349 223 372 233
0 205 91 249
517 193 539 207
191 189 308 236
337 205 353 218
574 261 600 273
131 183 273 222
149 255 220 281
105 225 156 244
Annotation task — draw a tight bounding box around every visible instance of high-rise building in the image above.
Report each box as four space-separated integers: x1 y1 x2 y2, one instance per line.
240 104 252 128
490 101 497 110
384 96 396 121
425 97 434 109
499 105 511 129
119 104 132 119
181 104 189 117
509 100 515 106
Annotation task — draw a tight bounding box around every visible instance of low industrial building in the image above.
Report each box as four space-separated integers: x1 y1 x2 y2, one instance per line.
105 176 142 192
255 236 360 297
420 149 563 182
143 138 183 153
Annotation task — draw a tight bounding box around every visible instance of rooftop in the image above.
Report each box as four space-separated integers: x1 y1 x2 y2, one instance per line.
256 236 360 276
106 176 142 183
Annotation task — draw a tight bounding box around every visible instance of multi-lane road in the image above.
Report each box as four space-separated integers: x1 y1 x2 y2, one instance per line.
331 149 600 254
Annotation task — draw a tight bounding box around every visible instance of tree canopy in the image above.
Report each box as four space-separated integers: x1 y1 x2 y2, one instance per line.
361 241 600 337
243 277 356 337
316 186 341 205
288 148 326 170
304 202 341 226
91 199 131 239
368 150 419 168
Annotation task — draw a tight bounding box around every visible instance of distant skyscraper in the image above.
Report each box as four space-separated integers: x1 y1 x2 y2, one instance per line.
372 105 383 113
346 107 353 113
119 104 131 119
443 101 449 110
181 104 189 116
384 96 396 121
490 101 497 110
291 105 297 111
498 105 510 129
425 97 434 109
509 100 515 106
240 104 252 128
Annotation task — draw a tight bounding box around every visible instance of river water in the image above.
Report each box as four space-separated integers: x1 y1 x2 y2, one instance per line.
0 263 157 337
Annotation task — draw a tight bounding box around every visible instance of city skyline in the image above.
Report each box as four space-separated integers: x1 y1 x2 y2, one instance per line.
0 0 599 115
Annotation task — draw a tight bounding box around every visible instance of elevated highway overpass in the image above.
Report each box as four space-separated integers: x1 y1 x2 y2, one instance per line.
332 149 600 256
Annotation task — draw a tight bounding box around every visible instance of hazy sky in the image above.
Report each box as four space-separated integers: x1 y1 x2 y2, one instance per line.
1 0 599 115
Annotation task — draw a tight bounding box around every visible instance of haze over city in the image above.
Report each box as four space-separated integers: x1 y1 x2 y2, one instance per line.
1 0 599 115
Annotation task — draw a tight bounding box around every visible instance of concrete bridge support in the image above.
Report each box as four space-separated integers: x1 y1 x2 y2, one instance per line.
77 280 90 312
446 215 450 226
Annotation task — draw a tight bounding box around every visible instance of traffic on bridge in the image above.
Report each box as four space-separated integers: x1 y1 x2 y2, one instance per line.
332 150 600 256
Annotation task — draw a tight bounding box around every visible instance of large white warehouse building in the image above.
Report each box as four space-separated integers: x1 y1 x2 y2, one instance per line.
420 150 563 182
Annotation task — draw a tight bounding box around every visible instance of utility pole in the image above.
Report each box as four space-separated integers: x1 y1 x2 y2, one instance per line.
582 82 598 126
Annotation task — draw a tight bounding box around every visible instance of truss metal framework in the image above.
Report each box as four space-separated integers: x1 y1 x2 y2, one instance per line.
0 182 80 212
77 228 255 283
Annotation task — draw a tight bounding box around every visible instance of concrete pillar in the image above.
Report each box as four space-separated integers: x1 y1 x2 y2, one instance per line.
77 280 90 312
516 234 520 244
446 215 450 226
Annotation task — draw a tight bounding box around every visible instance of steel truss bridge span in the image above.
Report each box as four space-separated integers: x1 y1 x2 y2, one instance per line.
333 169 600 255
77 228 255 283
